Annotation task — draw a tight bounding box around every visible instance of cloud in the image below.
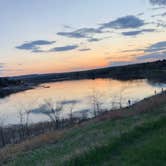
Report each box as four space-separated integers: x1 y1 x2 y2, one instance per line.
0 64 4 74
57 16 145 43
145 41 166 52
130 41 166 61
137 12 144 16
0 63 6 74
0 63 5 69
151 11 166 17
63 25 73 29
31 100 80 115
118 41 166 63
151 6 166 10
57 28 103 39
50 45 78 52
31 49 46 53
123 41 166 54
150 0 166 6
79 48 91 51
87 38 103 42
61 100 80 105
100 15 144 29
162 12 166 16
30 104 50 115
122 29 155 36
17 40 79 53
16 40 56 52
110 61 136 67
0 64 24 75
121 48 144 53
88 36 111 42
137 51 166 60
156 22 166 27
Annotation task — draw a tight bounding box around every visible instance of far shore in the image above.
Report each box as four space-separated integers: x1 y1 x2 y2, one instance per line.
0 83 35 98
1 59 166 98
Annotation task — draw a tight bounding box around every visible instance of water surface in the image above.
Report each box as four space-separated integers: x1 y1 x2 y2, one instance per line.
0 78 166 125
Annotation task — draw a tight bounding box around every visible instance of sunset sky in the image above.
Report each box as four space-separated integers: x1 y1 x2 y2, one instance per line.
0 0 166 76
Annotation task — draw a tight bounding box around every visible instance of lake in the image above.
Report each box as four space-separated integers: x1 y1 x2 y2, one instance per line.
0 78 166 125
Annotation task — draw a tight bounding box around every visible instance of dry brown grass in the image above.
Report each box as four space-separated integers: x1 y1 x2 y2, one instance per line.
0 129 66 162
97 92 166 121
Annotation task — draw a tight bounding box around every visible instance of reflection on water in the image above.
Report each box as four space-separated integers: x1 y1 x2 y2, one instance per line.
0 78 166 125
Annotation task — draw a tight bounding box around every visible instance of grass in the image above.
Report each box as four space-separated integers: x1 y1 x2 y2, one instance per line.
1 93 166 166
67 117 166 166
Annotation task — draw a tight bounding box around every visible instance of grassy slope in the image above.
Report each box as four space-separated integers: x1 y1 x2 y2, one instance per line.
68 117 166 166
2 94 166 166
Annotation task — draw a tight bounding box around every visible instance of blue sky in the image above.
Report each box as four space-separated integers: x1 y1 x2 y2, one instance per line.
0 0 166 76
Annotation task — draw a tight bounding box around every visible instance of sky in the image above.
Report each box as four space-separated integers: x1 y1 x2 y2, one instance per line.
0 0 166 76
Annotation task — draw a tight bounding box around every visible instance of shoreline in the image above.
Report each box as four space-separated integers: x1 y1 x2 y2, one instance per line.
0 84 35 98
1 59 166 98
0 91 165 147
0 91 166 164
0 76 166 99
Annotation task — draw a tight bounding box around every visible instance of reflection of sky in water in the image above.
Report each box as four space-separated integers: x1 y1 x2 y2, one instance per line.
0 78 166 125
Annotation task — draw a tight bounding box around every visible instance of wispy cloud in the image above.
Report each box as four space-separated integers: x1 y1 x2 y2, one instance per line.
87 38 103 42
57 28 103 41
151 11 166 17
119 40 166 62
0 63 5 74
0 63 5 68
137 51 166 60
79 48 91 52
110 61 137 67
57 15 148 44
63 25 74 30
129 41 166 61
145 41 166 52
150 0 166 6
16 40 56 52
137 12 144 16
50 45 79 52
100 15 144 29
156 22 166 28
0 63 24 75
61 100 80 105
121 48 144 53
122 29 155 36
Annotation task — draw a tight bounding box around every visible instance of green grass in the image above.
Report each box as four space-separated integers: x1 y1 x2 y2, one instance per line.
3 99 166 166
67 117 166 166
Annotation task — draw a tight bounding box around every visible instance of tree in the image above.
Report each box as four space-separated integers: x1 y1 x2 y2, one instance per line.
42 100 63 129
118 85 129 109
90 89 103 117
68 101 77 124
0 117 5 147
17 107 31 140
18 110 26 140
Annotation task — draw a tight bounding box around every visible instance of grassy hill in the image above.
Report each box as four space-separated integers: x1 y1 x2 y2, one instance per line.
1 93 166 166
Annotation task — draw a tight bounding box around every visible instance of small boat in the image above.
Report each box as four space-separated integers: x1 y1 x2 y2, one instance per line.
43 85 50 88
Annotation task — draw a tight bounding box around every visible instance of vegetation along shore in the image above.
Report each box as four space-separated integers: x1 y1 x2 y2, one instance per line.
0 90 166 165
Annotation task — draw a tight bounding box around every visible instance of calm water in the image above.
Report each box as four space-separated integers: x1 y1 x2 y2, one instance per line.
0 78 166 125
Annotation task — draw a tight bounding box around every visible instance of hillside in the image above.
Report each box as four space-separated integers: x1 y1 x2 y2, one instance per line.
12 59 166 84
1 92 166 166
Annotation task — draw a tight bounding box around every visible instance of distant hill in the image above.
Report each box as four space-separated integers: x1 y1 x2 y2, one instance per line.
0 77 22 88
10 59 166 84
